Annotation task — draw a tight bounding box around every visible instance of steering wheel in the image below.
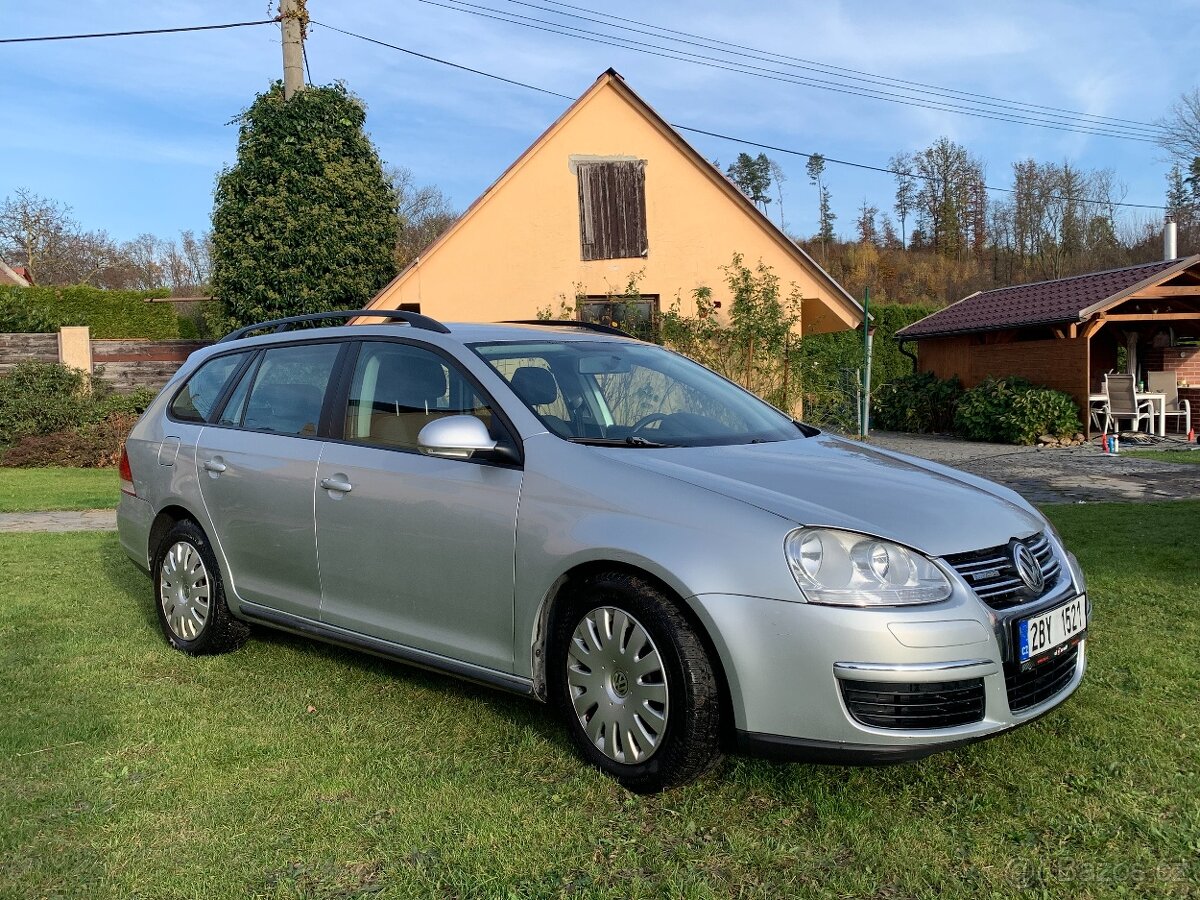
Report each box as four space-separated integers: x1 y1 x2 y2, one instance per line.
630 412 671 435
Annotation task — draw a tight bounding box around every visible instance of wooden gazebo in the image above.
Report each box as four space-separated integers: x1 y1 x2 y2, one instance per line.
897 255 1200 437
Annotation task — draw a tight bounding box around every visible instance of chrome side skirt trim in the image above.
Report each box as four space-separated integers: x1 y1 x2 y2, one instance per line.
833 658 998 681
238 602 535 696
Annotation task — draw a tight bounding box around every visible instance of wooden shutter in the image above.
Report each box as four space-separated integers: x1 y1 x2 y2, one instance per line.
577 161 647 261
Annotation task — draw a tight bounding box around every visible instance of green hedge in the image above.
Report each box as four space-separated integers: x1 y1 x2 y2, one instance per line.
873 371 963 434
0 285 196 339
796 302 940 429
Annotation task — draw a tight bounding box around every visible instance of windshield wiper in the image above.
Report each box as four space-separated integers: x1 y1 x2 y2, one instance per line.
567 436 675 448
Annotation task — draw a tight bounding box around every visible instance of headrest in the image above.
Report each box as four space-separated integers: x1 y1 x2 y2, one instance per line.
376 353 447 408
510 366 558 406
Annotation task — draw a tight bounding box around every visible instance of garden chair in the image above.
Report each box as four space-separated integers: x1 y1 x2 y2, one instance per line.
1147 371 1191 435
1103 374 1153 434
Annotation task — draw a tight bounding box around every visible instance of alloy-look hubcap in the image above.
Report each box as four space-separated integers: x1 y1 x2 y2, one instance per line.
159 542 212 641
566 606 669 764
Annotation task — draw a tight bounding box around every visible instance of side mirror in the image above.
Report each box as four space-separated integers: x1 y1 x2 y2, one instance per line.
417 415 499 459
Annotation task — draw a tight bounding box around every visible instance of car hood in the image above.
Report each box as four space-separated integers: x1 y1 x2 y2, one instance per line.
606 434 1043 557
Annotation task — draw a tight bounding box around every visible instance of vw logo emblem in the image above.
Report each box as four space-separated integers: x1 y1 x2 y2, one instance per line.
611 670 630 698
1012 542 1044 594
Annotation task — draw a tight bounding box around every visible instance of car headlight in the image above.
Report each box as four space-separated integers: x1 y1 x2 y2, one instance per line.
784 528 952 607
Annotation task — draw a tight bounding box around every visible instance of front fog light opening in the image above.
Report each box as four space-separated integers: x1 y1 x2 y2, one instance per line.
785 528 952 607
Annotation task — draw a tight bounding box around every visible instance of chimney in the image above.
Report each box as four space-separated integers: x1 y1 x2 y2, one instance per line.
1164 215 1178 261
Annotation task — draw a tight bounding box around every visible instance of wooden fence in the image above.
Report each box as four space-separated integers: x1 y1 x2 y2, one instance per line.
0 328 210 391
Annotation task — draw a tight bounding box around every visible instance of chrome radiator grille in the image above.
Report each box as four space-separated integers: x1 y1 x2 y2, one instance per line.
943 533 1061 610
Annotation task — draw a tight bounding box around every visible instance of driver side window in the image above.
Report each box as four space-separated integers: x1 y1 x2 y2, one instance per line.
343 342 495 452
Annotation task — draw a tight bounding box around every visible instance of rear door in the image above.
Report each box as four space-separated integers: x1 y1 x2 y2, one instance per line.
314 339 524 672
196 340 344 619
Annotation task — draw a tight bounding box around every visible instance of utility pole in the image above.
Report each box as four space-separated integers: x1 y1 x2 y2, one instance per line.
280 0 307 100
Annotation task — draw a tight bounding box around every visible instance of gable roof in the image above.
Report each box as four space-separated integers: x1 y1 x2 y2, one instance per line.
368 69 862 324
0 260 31 287
898 256 1200 340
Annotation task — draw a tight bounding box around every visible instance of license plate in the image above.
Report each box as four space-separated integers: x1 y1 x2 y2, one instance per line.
1018 595 1086 664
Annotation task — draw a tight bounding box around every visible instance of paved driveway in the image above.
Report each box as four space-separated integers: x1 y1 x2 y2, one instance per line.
868 432 1200 504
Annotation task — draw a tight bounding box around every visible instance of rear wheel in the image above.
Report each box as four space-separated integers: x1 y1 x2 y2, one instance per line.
550 571 723 792
153 520 249 655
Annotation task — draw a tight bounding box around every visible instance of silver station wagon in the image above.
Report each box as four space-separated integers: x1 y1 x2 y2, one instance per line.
118 311 1089 791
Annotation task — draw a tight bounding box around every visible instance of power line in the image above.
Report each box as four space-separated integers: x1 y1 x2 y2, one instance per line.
311 21 571 99
414 0 1161 142
675 126 1168 210
515 0 1163 133
0 20 277 44
318 22 1167 210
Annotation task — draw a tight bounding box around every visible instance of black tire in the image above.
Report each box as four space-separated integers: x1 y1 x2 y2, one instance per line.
549 571 723 792
152 519 249 655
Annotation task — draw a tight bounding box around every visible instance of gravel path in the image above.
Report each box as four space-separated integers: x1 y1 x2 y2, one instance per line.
0 509 118 533
868 432 1200 504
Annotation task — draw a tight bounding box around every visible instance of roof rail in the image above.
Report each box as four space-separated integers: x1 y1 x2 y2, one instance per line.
503 319 632 338
217 309 451 343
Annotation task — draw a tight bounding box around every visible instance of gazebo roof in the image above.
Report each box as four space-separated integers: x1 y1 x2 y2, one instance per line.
898 256 1200 340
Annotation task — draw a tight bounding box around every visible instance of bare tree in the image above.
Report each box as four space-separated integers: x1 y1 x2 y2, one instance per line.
388 166 458 270
0 189 77 285
1158 88 1200 165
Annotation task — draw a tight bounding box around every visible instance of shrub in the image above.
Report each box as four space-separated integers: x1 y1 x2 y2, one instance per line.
0 292 56 332
0 361 93 444
954 377 1082 445
873 371 963 433
1 413 139 468
0 285 185 338
0 361 155 446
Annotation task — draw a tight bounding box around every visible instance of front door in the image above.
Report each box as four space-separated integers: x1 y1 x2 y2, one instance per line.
196 341 343 619
315 340 523 672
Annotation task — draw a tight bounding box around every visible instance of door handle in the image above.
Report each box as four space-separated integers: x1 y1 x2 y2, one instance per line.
203 458 227 474
320 477 353 493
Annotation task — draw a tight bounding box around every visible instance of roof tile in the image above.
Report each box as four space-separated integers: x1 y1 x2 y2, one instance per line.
898 258 1191 339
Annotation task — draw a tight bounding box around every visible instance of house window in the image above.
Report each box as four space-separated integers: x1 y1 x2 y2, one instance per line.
578 294 659 341
577 160 648 261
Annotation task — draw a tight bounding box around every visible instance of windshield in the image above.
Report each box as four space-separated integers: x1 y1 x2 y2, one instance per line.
471 340 803 447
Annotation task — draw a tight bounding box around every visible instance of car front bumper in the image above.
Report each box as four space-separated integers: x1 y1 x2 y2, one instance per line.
685 584 1088 762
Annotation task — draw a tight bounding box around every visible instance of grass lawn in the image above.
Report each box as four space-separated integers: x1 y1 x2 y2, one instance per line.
0 467 117 513
1123 449 1200 465
2 504 1198 898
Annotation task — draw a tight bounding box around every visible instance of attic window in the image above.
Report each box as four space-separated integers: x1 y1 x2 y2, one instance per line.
577 160 647 261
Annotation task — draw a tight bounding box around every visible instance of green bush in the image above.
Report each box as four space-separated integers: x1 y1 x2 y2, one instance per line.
0 285 186 338
0 361 155 446
0 292 56 332
873 371 963 433
954 377 1082 445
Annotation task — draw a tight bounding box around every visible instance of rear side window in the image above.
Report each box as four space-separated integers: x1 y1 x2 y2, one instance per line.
169 352 249 423
227 343 340 436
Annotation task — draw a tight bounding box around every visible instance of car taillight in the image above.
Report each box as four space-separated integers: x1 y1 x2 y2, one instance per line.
119 445 136 497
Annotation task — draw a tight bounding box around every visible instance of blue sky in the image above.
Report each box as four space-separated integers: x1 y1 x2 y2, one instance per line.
5 0 1199 243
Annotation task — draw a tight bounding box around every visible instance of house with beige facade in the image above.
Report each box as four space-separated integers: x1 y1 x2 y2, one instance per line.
365 69 861 336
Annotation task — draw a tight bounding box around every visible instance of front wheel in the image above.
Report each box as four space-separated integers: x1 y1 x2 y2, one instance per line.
152 520 249 655
549 571 723 792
